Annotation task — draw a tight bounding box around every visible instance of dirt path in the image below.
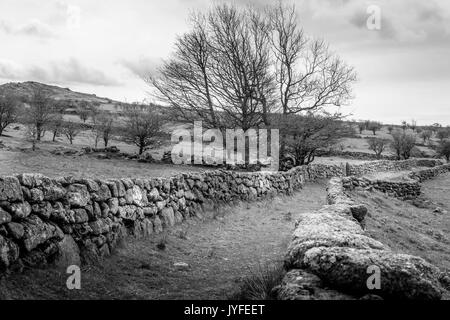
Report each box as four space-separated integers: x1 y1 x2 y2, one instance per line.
0 182 326 300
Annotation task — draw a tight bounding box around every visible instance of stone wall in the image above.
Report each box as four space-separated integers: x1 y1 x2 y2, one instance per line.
0 167 306 272
341 176 421 200
0 158 444 273
347 158 443 176
316 149 397 161
277 178 447 300
408 163 450 182
339 162 450 200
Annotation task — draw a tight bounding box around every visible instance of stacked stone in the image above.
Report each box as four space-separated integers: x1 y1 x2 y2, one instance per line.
342 176 421 200
0 166 306 272
347 159 442 176
408 163 450 182
304 163 346 181
316 149 396 161
0 159 445 274
278 178 445 300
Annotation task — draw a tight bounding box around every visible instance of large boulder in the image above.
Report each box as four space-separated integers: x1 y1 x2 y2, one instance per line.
22 215 64 251
276 269 356 300
0 176 23 202
286 211 386 268
302 246 443 300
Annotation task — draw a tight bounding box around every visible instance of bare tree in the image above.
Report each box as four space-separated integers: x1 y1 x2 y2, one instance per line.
357 122 365 134
438 140 450 162
410 119 417 132
62 121 82 145
150 4 275 131
121 103 164 155
77 101 91 123
270 3 356 116
96 112 115 147
387 125 394 134
391 130 416 160
49 114 64 142
25 88 57 141
436 128 450 142
401 121 408 132
368 137 389 159
0 93 20 136
420 130 432 144
25 124 39 151
367 121 382 135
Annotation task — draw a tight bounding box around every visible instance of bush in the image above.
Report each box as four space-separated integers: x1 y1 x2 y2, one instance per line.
367 121 382 135
438 141 450 162
391 130 416 160
367 137 389 159
230 263 285 300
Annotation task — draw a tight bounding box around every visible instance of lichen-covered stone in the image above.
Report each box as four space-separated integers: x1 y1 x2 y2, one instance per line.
67 184 90 207
302 246 443 300
0 176 23 202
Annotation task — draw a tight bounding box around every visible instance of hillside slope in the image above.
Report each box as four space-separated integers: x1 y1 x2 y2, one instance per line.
0 81 115 104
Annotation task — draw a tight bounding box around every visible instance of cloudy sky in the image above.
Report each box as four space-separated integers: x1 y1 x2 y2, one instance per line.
1 0 450 125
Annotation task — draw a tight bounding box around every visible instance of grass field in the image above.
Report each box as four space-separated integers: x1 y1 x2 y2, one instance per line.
349 173 450 273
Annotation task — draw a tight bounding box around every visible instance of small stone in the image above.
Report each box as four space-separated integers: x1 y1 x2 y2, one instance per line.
174 262 189 270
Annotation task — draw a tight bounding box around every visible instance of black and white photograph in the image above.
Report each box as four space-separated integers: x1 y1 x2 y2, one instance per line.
0 0 449 307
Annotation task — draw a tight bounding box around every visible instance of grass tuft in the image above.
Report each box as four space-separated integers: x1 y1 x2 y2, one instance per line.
230 263 285 300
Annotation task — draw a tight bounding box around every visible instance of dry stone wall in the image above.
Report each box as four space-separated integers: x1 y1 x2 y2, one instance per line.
408 163 450 182
0 167 306 272
277 177 448 300
341 176 421 200
0 158 445 274
340 162 450 200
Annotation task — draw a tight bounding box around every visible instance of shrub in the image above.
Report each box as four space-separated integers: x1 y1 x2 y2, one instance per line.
368 137 389 159
438 141 450 162
391 130 416 160
367 121 382 135
231 263 285 300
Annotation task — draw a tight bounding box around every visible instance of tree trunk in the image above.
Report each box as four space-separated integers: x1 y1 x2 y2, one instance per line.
36 125 42 141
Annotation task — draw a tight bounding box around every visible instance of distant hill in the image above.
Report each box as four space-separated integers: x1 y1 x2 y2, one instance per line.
0 81 117 105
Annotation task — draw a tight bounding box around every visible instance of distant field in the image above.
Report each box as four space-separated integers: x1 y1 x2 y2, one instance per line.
0 123 210 179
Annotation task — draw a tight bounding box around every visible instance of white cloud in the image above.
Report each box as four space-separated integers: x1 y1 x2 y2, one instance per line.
120 57 162 78
0 58 120 86
55 2 81 30
0 19 57 38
